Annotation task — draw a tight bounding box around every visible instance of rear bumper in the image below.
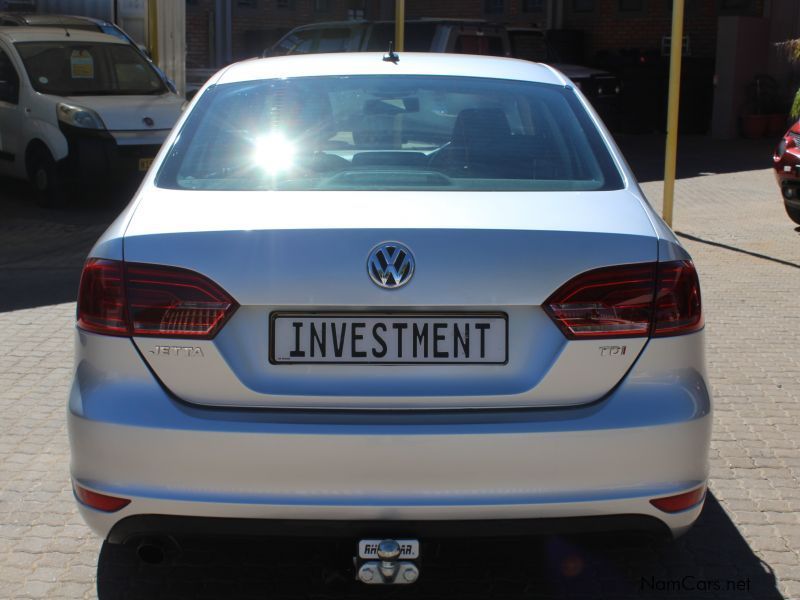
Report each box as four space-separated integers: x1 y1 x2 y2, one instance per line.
68 330 711 540
106 514 671 545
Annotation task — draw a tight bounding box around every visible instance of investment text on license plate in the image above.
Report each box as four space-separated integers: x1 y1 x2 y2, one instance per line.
271 313 507 364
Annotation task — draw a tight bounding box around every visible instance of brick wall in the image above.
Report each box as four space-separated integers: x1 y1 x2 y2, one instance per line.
562 0 719 61
186 0 214 70
186 0 764 69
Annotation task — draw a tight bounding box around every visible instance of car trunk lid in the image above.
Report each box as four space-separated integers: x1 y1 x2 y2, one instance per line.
123 188 659 410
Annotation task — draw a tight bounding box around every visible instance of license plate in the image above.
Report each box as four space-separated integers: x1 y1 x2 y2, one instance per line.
358 539 420 560
270 313 507 364
138 158 154 171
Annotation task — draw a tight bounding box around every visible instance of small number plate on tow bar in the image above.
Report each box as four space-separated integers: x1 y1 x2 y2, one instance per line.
358 539 419 560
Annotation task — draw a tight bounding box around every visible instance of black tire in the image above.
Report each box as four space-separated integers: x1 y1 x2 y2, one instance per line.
29 148 67 208
786 202 800 226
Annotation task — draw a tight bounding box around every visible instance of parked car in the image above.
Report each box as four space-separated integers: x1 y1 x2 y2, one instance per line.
266 19 510 57
0 12 177 93
69 52 710 584
773 120 800 225
0 27 184 205
507 27 621 99
266 20 621 105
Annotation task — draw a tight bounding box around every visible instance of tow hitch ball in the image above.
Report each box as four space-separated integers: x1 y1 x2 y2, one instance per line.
356 539 420 585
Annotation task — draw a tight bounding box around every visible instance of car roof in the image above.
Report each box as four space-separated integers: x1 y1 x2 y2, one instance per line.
0 12 108 26
284 19 501 33
288 20 367 31
0 26 126 44
217 52 567 87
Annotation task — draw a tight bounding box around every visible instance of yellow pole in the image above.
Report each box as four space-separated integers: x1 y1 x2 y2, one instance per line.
394 0 405 52
662 0 685 227
147 0 159 65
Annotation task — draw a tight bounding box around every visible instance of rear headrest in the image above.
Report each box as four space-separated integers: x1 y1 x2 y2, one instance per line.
451 108 511 146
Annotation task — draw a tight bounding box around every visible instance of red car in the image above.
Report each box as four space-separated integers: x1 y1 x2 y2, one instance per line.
773 120 800 225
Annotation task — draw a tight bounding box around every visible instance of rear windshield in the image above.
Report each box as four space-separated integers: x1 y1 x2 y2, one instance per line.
364 23 437 52
157 75 623 192
15 41 165 96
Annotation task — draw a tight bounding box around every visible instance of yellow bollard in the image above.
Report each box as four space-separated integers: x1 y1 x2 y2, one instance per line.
147 0 159 65
394 0 405 52
662 0 685 228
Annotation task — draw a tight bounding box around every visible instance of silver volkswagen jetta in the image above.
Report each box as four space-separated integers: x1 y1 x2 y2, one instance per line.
69 52 710 583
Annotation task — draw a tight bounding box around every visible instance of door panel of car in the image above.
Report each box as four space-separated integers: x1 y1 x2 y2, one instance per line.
0 43 22 176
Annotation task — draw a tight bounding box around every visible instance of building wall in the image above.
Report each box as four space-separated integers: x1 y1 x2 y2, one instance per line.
563 0 719 61
185 0 764 69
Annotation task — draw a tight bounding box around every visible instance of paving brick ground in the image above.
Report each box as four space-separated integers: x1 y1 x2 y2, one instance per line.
1 135 799 599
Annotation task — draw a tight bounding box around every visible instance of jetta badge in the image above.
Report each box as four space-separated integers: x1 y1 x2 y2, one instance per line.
367 242 415 289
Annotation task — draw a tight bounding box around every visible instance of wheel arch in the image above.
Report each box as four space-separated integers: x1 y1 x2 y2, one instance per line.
24 138 55 180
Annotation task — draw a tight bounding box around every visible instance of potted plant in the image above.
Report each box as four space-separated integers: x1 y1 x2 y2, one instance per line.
742 75 780 139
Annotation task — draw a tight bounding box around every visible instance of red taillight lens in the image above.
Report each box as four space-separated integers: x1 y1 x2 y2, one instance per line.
650 485 706 513
544 263 657 339
653 260 703 337
544 261 703 339
77 260 237 339
73 483 131 512
77 259 129 335
125 263 237 338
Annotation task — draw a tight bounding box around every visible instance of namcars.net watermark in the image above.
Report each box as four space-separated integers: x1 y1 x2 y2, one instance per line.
641 576 751 593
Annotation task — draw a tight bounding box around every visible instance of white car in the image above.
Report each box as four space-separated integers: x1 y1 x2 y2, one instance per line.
0 27 183 206
69 52 710 585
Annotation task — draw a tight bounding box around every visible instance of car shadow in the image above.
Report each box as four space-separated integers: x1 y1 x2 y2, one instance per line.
615 134 775 183
675 231 800 270
96 493 782 600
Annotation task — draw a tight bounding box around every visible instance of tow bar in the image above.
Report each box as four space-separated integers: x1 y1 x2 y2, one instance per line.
356 539 420 584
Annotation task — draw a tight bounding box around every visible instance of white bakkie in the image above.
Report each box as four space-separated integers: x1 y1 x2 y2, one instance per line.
0 27 183 206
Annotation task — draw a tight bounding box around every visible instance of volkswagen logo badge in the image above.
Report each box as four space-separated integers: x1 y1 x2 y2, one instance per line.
367 242 415 289
143 116 154 127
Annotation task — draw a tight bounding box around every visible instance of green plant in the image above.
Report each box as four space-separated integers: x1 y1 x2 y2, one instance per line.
777 39 800 117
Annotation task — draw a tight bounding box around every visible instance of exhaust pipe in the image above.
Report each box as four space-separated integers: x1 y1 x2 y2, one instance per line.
134 536 180 566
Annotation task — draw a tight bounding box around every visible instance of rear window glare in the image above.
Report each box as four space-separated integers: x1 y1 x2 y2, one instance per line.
156 75 623 192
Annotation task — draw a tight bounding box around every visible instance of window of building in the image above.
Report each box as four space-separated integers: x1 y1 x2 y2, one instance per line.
314 0 330 11
347 8 364 19
237 0 257 6
484 0 505 15
619 0 645 12
523 0 544 11
718 0 757 15
666 0 700 15
572 0 595 13
276 0 291 8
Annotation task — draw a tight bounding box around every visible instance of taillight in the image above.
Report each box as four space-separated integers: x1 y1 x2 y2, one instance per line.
125 263 237 338
544 263 657 339
544 261 702 339
653 260 703 337
77 259 237 339
77 259 128 335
